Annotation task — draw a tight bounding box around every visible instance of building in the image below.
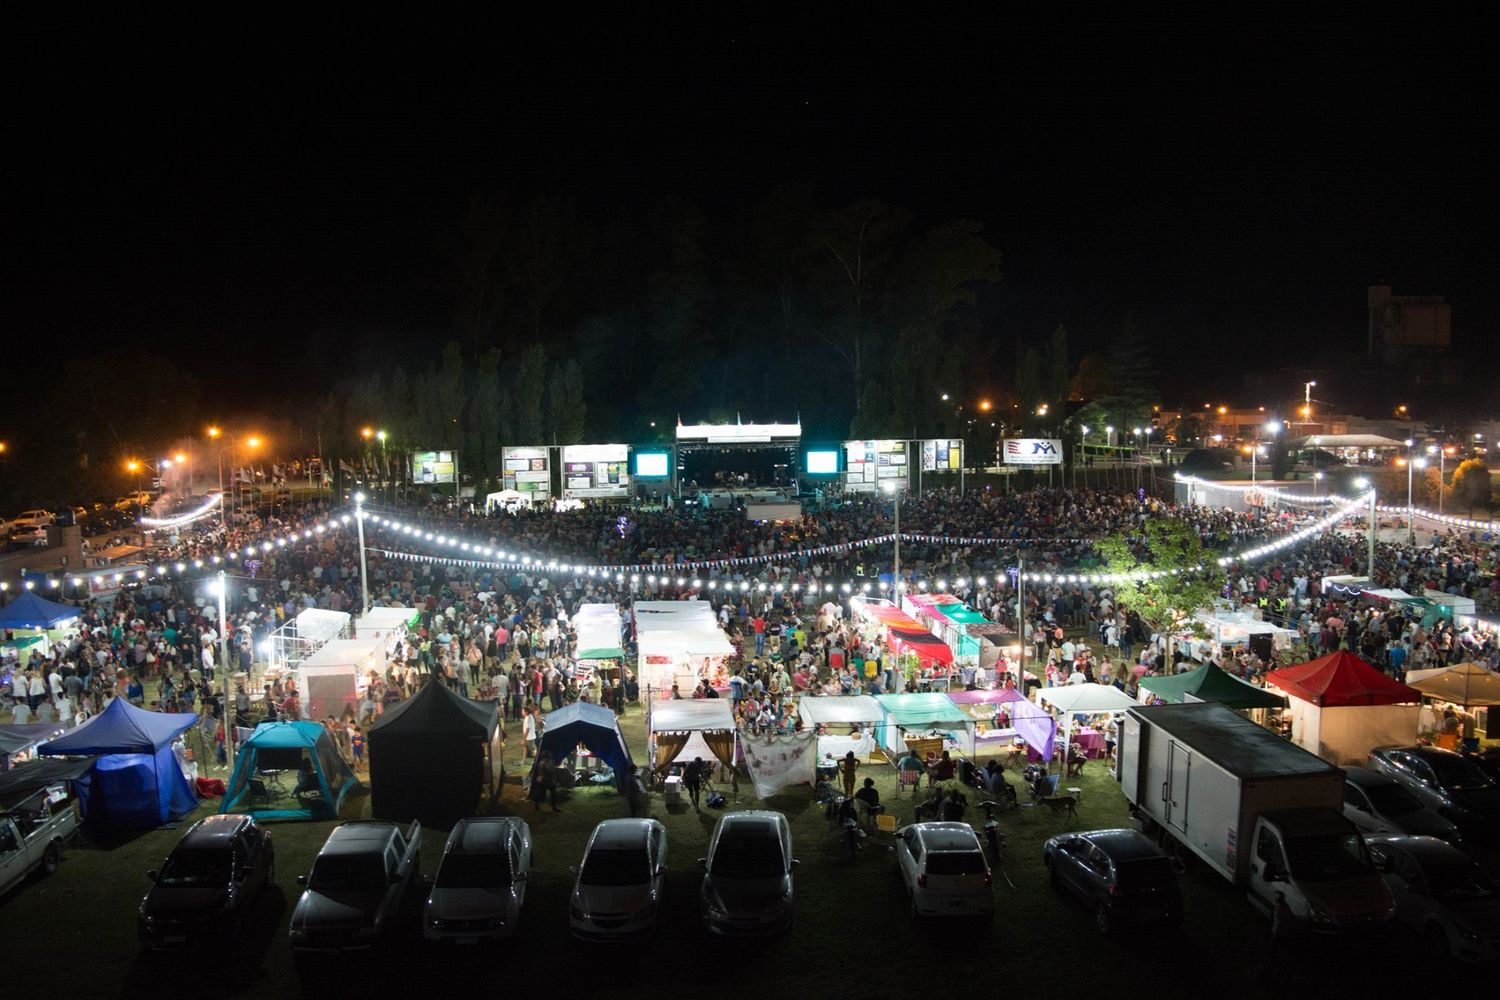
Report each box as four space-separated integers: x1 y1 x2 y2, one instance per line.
1367 285 1451 366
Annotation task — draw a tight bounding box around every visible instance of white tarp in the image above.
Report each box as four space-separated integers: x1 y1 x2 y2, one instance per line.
1037 684 1139 714
575 603 625 659
650 700 735 732
798 696 883 727
741 732 818 799
294 608 350 645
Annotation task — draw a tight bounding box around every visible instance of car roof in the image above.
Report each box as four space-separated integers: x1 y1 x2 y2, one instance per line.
1374 745 1460 762
1365 834 1470 864
910 823 982 851
1079 829 1167 862
1344 765 1399 788
321 822 399 855
179 814 253 847
589 818 657 850
445 817 519 854
716 811 786 837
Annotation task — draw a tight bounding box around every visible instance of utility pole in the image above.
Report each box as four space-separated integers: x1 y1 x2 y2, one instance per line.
355 493 371 614
216 571 234 774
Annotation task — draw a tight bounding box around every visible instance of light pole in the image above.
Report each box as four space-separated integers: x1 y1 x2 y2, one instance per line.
212 572 235 773
1427 445 1450 515
1262 420 1282 482
1355 478 1376 580
1403 438 1415 543
354 492 371 615
883 481 902 609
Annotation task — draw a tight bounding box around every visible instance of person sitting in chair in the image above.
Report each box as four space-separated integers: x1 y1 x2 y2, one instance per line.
914 786 946 821
293 756 320 797
854 777 884 830
940 788 968 822
930 750 957 784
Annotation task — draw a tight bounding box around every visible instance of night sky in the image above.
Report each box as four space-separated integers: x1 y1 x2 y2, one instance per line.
11 12 1498 405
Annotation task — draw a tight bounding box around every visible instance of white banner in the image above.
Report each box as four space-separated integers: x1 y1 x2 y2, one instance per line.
740 732 818 799
1003 438 1063 465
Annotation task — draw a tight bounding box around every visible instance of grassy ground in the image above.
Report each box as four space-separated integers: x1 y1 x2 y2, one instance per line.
1 660 1484 997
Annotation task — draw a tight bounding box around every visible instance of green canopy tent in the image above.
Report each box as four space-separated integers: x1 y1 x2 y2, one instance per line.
1138 662 1286 711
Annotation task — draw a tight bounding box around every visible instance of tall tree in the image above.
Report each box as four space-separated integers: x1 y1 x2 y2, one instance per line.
810 199 908 397
513 345 548 444
1095 314 1158 433
1095 519 1220 662
468 348 506 480
1449 458 1492 515
547 358 587 445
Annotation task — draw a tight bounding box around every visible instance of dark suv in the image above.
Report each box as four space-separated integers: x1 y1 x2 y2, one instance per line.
1043 828 1181 932
1368 746 1500 840
139 814 275 948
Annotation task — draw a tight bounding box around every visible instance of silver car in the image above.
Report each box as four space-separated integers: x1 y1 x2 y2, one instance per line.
1367 835 1500 963
1342 766 1461 845
424 817 532 943
699 811 797 934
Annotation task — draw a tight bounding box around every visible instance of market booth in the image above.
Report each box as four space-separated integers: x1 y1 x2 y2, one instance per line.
852 598 955 687
367 679 500 825
0 723 66 771
647 699 737 784
873 692 975 758
297 637 385 721
538 702 633 782
1265 651 1420 765
1138 662 1286 711
0 592 83 665
37 699 197 832
903 593 992 669
634 600 734 696
353 605 417 653
1406 663 1500 743
797 695 884 760
221 721 358 821
1037 683 1139 766
946 688 1057 761
573 603 626 688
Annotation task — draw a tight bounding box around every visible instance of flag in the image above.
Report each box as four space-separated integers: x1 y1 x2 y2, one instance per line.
339 459 355 474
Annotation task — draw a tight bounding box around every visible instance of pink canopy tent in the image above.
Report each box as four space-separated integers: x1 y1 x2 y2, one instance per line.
946 688 1057 759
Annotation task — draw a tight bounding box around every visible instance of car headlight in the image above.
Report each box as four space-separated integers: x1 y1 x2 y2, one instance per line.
428 917 447 930
289 928 306 942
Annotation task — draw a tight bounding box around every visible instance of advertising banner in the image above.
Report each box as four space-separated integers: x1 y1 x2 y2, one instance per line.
411 450 457 484
560 443 631 498
921 439 964 472
740 732 818 799
842 439 907 492
502 446 552 500
1003 438 1063 465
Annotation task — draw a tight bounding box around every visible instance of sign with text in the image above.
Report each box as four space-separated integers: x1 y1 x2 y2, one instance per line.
560 443 631 498
1003 438 1063 465
502 446 552 500
921 438 964 472
411 450 457 484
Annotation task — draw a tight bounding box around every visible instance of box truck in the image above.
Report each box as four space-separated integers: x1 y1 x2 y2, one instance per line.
1117 702 1394 932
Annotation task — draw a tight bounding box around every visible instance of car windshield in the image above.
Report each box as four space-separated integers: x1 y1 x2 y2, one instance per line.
1283 832 1372 882
1424 861 1497 900
925 851 987 875
580 847 650 887
309 854 387 892
711 834 784 878
1113 858 1176 889
159 848 230 887
1364 782 1424 815
436 851 512 889
1428 755 1495 792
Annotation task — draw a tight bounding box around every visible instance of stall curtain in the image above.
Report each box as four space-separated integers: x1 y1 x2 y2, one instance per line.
651 732 690 779
702 730 737 772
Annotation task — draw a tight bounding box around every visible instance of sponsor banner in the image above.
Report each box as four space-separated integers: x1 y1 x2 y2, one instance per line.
740 732 818 799
1003 438 1063 465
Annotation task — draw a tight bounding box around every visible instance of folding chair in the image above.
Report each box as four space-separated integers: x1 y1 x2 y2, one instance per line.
896 762 923 798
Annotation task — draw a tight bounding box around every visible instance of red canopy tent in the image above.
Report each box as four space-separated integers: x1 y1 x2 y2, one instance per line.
887 627 953 666
1264 651 1420 707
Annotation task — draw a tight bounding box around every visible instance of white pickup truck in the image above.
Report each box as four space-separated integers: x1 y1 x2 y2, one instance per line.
0 789 81 896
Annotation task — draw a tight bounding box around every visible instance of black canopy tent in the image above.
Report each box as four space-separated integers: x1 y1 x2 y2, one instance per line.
366 680 501 826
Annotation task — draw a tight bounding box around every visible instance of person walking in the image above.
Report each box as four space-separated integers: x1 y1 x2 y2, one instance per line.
838 750 860 799
529 752 560 812
522 705 538 759
684 756 705 813
624 763 646 817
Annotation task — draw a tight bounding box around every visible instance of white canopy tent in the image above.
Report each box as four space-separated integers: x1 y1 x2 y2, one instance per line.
484 490 533 513
648 699 738 774
1037 684 1139 771
634 600 736 695
574 603 625 660
297 637 385 722
797 695 883 760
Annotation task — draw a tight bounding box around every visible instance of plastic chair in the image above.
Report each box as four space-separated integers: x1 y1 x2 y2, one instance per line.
897 762 922 797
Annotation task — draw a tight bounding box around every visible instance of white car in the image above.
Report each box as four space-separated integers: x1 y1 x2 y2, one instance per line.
9 510 54 531
424 817 531 943
700 811 796 934
569 818 667 940
895 822 993 920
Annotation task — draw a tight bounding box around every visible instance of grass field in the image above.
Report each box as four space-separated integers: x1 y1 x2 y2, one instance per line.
0 701 1478 999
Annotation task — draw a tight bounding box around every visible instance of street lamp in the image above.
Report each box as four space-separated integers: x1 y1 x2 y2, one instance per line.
882 481 902 608
354 492 370 614
1427 444 1454 514
209 573 235 772
1354 477 1376 579
1407 456 1428 544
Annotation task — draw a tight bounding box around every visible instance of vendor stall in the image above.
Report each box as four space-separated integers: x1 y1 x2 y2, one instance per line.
851 597 955 687
1037 684 1139 768
296 637 385 721
1265 651 1420 765
353 605 416 658
647 698 737 782
946 688 1057 761
796 695 883 761
573 603 626 688
634 600 735 696
873 692 975 757
1138 662 1286 711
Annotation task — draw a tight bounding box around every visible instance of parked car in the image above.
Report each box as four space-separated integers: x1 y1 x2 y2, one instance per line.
424 817 531 944
290 820 421 954
569 818 667 940
1043 828 1181 932
699 810 797 934
0 790 80 897
895 822 993 920
1342 766 1462 844
1366 835 1500 963
9 510 54 531
0 517 10 538
1368 746 1500 839
138 814 275 949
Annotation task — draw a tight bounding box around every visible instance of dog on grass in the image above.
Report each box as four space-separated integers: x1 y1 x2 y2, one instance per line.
1037 793 1079 820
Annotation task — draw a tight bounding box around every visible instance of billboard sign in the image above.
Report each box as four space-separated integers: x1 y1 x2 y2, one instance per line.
411 450 457 484
804 449 839 475
502 446 552 500
921 439 964 472
634 451 671 478
842 439 906 491
1003 438 1063 465
560 443 631 498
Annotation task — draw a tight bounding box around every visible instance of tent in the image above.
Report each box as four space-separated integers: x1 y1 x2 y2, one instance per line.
946 689 1058 760
36 699 197 831
648 699 737 778
220 721 357 821
0 756 96 808
1265 652 1420 765
0 723 65 769
873 693 975 755
1138 663 1286 711
796 695 883 760
484 489 533 512
366 680 500 826
297 637 385 721
353 606 416 656
0 592 82 630
1405 663 1500 708
1037 684 1139 770
634 600 735 695
538 702 633 781
574 603 625 660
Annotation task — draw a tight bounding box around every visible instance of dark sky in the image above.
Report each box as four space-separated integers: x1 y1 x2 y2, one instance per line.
11 11 1499 405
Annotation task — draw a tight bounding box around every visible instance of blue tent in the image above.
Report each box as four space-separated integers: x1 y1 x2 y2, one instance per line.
37 699 198 831
539 702 633 781
221 721 358 821
0 592 82 630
